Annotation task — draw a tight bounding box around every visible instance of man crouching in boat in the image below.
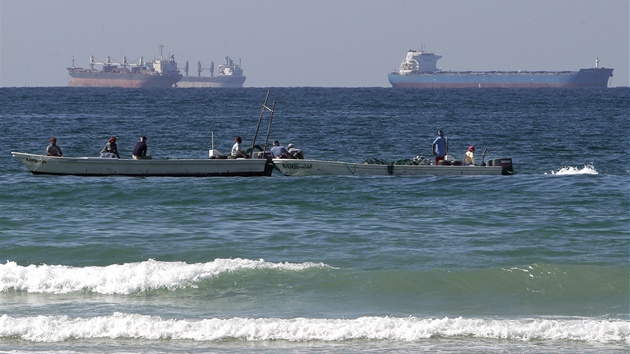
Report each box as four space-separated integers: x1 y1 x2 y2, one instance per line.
100 136 121 158
270 141 294 159
132 136 152 160
287 143 304 159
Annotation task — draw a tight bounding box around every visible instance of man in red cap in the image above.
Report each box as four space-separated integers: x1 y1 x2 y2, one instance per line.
46 137 63 157
464 145 475 166
100 136 121 158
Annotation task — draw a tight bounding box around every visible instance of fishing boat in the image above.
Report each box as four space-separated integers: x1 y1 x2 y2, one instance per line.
11 92 279 177
272 156 513 176
10 152 273 177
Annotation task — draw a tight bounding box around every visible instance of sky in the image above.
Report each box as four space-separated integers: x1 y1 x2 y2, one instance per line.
1 0 628 87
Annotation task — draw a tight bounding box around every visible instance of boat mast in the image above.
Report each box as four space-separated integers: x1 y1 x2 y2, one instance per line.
251 89 275 158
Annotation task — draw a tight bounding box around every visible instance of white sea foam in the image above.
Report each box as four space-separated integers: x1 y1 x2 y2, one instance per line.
0 259 331 294
546 164 599 175
0 313 627 343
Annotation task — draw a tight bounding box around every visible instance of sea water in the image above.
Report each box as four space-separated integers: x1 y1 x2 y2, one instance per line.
0 87 628 353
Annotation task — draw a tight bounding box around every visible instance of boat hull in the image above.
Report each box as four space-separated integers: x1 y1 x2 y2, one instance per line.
388 68 614 88
177 76 246 88
11 152 273 177
68 69 181 88
273 159 512 176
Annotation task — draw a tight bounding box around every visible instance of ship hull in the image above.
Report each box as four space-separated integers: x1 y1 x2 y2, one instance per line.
177 76 246 88
273 158 513 176
68 70 181 88
388 68 613 88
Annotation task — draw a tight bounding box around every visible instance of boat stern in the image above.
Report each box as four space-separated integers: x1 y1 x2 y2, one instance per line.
483 158 514 175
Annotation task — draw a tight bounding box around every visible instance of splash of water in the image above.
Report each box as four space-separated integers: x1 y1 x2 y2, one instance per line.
546 164 598 175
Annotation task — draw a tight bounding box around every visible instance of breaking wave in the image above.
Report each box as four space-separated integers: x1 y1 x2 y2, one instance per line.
0 258 331 294
0 313 627 343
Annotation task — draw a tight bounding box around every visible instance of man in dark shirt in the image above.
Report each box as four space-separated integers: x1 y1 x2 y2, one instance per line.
132 136 151 159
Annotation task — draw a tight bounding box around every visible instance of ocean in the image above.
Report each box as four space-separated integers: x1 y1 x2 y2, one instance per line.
0 87 628 353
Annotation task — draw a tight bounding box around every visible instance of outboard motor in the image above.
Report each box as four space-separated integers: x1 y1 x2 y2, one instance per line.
492 158 513 175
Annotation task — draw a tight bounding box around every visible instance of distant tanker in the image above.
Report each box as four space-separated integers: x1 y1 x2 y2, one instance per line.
67 45 182 88
177 56 246 88
388 48 614 88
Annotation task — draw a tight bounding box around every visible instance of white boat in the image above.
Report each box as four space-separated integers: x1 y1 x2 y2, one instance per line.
11 152 273 177
272 157 513 176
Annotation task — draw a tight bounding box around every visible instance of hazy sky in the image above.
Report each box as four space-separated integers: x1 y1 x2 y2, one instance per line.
1 0 628 87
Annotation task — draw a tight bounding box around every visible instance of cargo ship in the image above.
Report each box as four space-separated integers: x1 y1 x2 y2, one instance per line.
388 48 614 88
177 56 246 88
67 45 182 88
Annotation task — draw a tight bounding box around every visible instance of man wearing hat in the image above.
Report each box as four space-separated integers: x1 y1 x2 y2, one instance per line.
464 145 475 166
287 143 304 159
46 137 63 157
100 136 121 158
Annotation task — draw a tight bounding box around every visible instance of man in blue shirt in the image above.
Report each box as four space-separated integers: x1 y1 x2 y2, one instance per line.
432 130 448 165
270 141 292 158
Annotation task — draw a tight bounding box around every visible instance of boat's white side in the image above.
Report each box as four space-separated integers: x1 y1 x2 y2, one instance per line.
11 152 273 177
273 158 508 176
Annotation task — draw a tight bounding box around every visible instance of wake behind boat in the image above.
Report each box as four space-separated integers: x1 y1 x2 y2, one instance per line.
11 152 273 177
273 156 513 176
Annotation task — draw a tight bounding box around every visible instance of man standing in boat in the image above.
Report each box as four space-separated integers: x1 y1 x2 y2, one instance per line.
46 137 63 157
432 130 448 165
132 136 151 159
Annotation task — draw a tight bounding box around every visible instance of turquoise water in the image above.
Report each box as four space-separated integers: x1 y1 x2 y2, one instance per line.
0 87 628 353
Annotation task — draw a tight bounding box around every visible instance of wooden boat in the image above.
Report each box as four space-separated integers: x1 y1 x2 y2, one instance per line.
272 157 513 176
11 152 273 177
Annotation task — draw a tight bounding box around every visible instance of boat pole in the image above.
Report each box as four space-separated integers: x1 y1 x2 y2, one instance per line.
445 135 449 159
251 88 271 158
481 147 488 165
262 100 276 154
